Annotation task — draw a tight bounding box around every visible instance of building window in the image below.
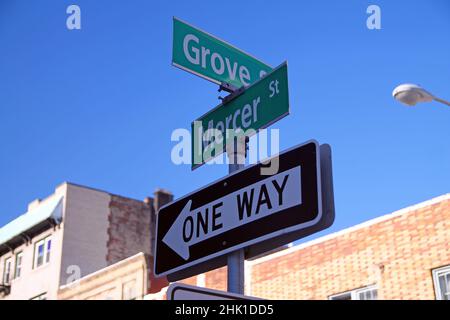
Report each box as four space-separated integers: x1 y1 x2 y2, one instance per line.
46 239 51 263
329 291 352 300
30 293 47 300
433 265 450 300
2 257 12 284
14 252 23 279
329 285 378 300
357 286 378 300
35 240 45 267
123 281 137 300
34 236 52 268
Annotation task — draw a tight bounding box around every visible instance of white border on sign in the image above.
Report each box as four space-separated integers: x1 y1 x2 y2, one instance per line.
172 16 272 87
190 61 290 170
167 283 262 300
154 139 323 278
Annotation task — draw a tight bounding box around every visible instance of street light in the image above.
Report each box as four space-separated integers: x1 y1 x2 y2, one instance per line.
392 84 450 107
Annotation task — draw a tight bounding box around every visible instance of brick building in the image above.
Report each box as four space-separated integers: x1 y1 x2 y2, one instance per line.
176 193 450 300
2 185 448 300
58 252 162 300
0 182 171 300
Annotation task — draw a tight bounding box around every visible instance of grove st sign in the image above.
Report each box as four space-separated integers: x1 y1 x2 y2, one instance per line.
172 17 272 88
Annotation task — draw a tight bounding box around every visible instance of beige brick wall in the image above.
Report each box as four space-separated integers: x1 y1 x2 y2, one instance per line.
58 253 149 300
182 194 450 300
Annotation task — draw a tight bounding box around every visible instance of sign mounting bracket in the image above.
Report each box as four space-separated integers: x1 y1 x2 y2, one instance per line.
218 82 245 104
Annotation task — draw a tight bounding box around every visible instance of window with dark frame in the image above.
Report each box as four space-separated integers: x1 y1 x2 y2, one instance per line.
35 241 44 267
34 236 52 268
433 266 450 300
46 239 51 263
329 286 378 300
30 292 47 300
2 257 12 285
14 252 23 279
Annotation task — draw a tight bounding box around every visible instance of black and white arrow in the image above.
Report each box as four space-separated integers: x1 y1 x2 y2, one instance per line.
162 166 302 260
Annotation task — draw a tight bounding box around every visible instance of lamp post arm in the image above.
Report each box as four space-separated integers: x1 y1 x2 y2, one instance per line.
434 97 450 107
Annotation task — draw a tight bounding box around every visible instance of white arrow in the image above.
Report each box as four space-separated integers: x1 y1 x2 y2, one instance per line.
162 200 193 260
162 166 302 260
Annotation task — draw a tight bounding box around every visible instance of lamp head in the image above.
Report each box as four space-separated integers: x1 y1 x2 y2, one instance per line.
392 84 434 106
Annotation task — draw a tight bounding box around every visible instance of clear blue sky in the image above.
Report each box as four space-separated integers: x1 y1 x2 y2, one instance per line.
0 1 449 244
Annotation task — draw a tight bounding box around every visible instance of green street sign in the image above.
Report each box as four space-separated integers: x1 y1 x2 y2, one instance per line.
192 62 290 169
172 17 272 88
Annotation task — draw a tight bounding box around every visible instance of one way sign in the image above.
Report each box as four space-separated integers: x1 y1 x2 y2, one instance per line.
163 166 302 260
154 140 334 278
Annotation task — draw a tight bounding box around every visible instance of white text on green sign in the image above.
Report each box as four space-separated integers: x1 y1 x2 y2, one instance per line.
192 62 290 169
172 17 272 88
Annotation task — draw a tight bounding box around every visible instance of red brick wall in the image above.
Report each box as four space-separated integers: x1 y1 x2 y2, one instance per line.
147 255 170 294
107 195 153 265
107 190 173 294
183 195 450 300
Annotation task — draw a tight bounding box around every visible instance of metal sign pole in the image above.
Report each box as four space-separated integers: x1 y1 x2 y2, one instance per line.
226 135 246 294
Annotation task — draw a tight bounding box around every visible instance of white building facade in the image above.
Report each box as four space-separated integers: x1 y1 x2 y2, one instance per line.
0 182 172 300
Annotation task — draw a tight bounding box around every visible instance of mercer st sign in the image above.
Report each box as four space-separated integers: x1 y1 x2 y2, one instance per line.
154 141 334 278
172 17 272 88
192 62 289 169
